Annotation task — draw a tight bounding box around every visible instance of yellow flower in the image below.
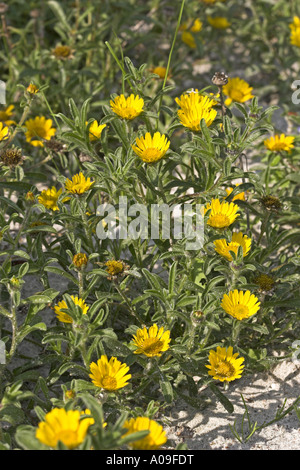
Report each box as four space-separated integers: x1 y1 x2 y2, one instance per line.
175 90 217 131
132 132 170 163
181 31 197 48
24 116 56 147
132 324 171 358
214 232 251 261
65 172 94 195
73 253 88 269
206 346 244 382
290 17 300 47
123 417 167 450
152 66 169 79
35 408 93 449
52 45 74 59
207 16 231 29
54 295 89 324
225 184 246 201
222 77 254 106
110 94 144 120
86 120 106 141
105 260 126 276
0 105 15 126
89 355 131 392
221 289 260 320
205 198 240 229
27 83 39 94
264 134 295 153
38 186 62 211
191 18 203 33
0 122 9 141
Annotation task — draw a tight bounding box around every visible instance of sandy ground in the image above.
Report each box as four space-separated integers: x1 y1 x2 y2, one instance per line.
165 360 300 450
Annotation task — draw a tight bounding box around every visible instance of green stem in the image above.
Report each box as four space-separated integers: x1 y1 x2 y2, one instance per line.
156 0 185 130
113 279 143 325
105 41 135 93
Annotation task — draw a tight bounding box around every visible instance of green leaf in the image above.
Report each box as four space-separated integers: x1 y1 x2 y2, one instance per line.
160 379 174 404
209 383 234 413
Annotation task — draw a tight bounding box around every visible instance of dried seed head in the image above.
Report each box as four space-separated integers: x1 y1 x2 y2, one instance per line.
0 3 8 14
212 72 228 87
260 195 281 212
254 273 276 293
44 139 66 153
0 147 23 167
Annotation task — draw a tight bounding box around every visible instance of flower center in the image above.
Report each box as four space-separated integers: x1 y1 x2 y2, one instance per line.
230 89 245 102
233 304 249 319
209 214 230 228
142 338 164 356
215 361 236 378
225 242 239 258
142 148 162 162
120 107 139 119
102 375 118 390
31 125 47 139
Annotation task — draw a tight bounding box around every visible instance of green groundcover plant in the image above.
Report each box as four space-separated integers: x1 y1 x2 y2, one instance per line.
0 0 300 450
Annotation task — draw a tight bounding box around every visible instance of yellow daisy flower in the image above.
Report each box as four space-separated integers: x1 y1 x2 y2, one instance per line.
65 172 94 195
0 105 15 126
132 132 170 163
132 324 171 358
123 417 167 450
214 232 251 261
86 120 106 141
54 296 89 324
206 346 244 382
35 408 94 449
207 16 231 29
0 122 9 141
24 116 56 147
205 198 240 229
175 90 217 131
222 77 254 106
264 134 295 153
151 66 169 79
290 17 300 47
225 184 246 201
89 355 131 392
38 186 62 211
221 289 261 320
181 31 197 48
110 94 144 120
